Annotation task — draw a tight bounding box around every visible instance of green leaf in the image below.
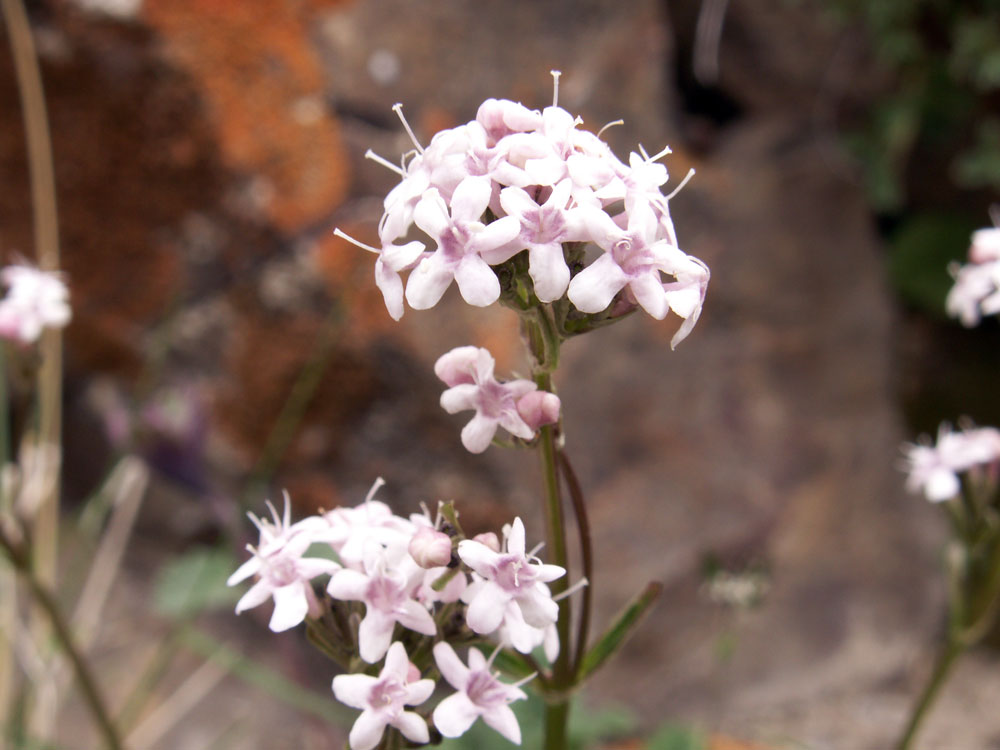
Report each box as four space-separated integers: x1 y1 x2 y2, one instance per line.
153 546 241 618
577 582 662 684
647 723 707 750
887 213 980 315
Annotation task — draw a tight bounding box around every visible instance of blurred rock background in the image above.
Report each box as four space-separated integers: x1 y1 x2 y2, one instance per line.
2 0 999 748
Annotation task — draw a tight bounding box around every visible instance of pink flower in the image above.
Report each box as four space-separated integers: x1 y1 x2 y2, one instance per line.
432 642 528 744
0 264 71 345
434 346 544 453
458 517 564 652
228 495 339 632
332 641 435 750
327 545 436 663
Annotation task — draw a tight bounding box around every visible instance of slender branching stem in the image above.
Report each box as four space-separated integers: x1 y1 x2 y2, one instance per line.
558 449 593 676
896 638 963 750
0 530 123 750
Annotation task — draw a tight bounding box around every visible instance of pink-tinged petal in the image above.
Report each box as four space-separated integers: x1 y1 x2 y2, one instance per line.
466 581 510 634
359 610 395 663
381 240 425 271
457 540 501 578
440 383 479 414
533 563 567 583
332 673 377 710
383 641 409 679
483 703 523 744
434 346 480 386
412 189 452 239
395 600 437 636
433 692 480 738
583 207 626 252
454 255 501 307
467 647 487 671
474 216 524 264
497 410 535 441
629 272 670 320
234 579 272 614
433 642 471 689
227 557 261 586
544 624 560 662
327 568 370 601
461 413 500 454
294 557 340 580
450 176 493 223
405 678 436 707
405 253 455 310
498 185 539 218
392 711 430 744
567 253 630 313
505 378 537 401
349 709 389 750
517 588 559 629
528 242 570 302
269 582 309 632
507 518 526 556
523 155 567 187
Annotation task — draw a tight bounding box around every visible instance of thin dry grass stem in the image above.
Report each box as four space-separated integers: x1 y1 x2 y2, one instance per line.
126 658 228 750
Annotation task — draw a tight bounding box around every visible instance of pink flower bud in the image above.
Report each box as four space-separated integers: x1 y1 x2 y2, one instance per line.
472 531 500 553
406 661 422 684
516 391 561 432
408 527 453 568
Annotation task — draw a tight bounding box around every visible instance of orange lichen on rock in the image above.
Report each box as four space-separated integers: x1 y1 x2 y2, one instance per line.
142 0 353 232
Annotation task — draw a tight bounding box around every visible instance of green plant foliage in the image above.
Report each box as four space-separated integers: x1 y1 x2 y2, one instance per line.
887 213 980 314
646 723 707 750
152 545 241 618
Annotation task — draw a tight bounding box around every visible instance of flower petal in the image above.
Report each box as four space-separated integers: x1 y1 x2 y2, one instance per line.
567 253 629 313
461 413 499 454
268 582 309 632
454 255 501 307
433 692 481 738
349 709 389 750
332 673 377 710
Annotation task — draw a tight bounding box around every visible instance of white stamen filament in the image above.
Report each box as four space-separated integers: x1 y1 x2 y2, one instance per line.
365 477 387 504
597 119 625 139
550 70 562 107
665 168 696 201
486 643 503 668
638 144 650 161
554 577 589 602
392 103 424 154
512 671 538 689
333 228 381 255
364 148 406 177
647 145 672 163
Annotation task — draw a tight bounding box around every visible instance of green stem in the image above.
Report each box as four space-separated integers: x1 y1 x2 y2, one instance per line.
525 311 572 750
896 639 963 750
558 449 593 676
0 530 123 750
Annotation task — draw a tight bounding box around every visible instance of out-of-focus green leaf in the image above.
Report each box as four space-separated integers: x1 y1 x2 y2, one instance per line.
577 582 662 684
153 546 241 618
647 723 707 750
888 213 980 315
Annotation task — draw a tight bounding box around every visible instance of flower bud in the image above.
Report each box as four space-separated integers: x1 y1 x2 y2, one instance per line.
472 531 500 553
516 391 561 432
408 527 453 568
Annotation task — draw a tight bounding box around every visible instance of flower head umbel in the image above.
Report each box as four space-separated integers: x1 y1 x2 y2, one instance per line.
432 642 530 744
435 346 559 453
901 424 1000 502
333 641 435 750
227 493 339 632
0 264 71 345
335 71 710 346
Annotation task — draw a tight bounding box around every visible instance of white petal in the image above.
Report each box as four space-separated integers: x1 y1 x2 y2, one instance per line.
395 599 437 636
441 383 479 414
507 518 526 556
405 678 436 707
450 177 492 223
228 557 261 586
483 704 523 744
234 579 272 614
567 253 629 313
629 272 670 320
406 253 455 310
269 582 309 632
359 610 395 663
433 692 481 738
412 189 451 239
349 709 389 750
454 255 501 307
466 582 510 634
528 242 570 302
332 673 377 710
433 642 470 689
392 711 430 744
327 569 370 601
461 413 500 453
383 641 409 678
457 540 501 577
473 216 523 263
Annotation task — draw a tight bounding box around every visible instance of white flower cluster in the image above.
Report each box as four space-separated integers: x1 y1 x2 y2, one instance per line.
337 72 709 349
901 424 1000 502
0 264 71 345
229 480 569 748
947 227 1000 327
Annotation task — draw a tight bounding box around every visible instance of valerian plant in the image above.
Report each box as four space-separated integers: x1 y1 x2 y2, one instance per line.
231 71 709 749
